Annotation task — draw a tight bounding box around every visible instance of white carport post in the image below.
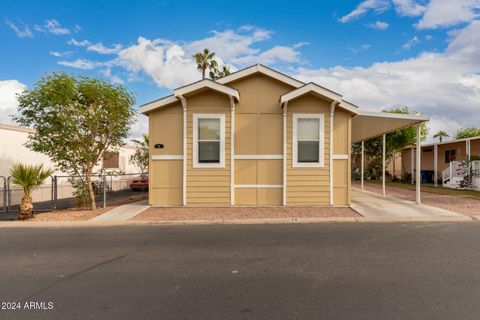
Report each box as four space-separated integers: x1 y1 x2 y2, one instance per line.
416 125 421 204
382 134 386 196
466 139 471 160
410 147 415 184
361 141 364 190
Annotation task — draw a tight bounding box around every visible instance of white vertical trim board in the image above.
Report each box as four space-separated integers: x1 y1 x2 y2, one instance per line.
178 95 187 207
192 113 226 168
329 102 336 206
292 113 325 168
230 96 235 206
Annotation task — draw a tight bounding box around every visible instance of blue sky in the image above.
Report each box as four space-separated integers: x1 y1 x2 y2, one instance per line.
1 0 479 141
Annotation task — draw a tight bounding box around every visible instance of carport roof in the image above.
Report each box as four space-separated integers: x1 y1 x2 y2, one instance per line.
352 111 429 143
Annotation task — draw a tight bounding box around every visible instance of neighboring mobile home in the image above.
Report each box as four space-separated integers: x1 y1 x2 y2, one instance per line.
141 64 428 207
401 136 480 188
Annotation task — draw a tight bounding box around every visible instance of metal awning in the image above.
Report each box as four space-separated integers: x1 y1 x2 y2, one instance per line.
352 111 429 143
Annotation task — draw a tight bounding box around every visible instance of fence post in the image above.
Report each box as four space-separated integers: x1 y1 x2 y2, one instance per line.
103 175 107 208
6 176 11 213
2 177 6 213
51 176 57 210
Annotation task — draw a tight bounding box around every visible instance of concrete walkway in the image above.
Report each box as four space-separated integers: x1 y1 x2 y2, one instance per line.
351 188 462 217
91 200 149 221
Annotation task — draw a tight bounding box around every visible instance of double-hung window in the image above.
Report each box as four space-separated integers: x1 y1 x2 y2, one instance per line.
193 114 225 168
293 114 325 167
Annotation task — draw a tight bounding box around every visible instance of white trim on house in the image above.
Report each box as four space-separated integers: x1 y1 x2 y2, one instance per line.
140 95 178 114
329 101 336 206
152 155 184 160
179 95 188 206
283 101 288 206
234 184 283 189
234 154 283 160
280 83 344 108
292 113 325 168
230 95 236 206
415 135 480 149
217 64 304 88
333 154 349 160
192 113 226 168
175 79 240 101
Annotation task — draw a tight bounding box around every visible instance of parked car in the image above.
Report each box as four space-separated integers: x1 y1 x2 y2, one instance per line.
130 176 148 191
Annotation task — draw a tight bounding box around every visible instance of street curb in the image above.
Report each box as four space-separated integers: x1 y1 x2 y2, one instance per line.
0 215 474 228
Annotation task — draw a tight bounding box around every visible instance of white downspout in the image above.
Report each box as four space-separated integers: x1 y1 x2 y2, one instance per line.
229 95 235 206
178 95 187 207
282 101 288 206
329 100 337 207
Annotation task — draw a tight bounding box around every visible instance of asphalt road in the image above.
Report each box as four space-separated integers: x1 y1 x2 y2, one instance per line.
2 222 480 319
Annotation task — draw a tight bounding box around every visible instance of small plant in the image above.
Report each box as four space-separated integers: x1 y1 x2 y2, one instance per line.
69 178 91 208
9 164 53 220
400 172 412 183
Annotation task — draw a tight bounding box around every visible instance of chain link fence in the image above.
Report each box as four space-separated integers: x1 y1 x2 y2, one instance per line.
1 173 148 215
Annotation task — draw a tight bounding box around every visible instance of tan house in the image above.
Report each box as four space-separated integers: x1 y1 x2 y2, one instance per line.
141 64 428 207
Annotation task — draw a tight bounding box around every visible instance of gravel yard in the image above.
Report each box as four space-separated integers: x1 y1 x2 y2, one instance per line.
133 206 360 221
354 181 480 217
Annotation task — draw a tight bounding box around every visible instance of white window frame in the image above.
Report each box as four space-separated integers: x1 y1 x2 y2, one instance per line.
292 113 325 168
193 113 226 168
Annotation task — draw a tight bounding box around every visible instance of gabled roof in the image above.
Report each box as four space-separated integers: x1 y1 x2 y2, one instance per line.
217 64 304 88
175 78 239 101
140 79 239 114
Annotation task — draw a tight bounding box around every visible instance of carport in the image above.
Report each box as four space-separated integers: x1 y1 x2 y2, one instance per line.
351 111 429 204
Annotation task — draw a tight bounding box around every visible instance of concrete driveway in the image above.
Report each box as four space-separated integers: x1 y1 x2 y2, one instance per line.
351 188 461 217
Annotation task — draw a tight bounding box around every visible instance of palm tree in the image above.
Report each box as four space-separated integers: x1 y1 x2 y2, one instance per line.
216 65 231 79
193 48 217 79
433 130 449 143
130 134 149 174
9 164 53 220
131 134 149 149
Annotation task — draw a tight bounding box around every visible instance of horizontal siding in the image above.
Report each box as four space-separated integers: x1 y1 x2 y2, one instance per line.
286 108 330 206
186 107 231 205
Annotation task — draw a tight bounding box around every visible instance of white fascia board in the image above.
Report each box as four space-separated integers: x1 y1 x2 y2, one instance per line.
357 111 430 122
140 95 178 114
217 64 304 88
175 79 239 101
338 100 359 114
281 83 342 104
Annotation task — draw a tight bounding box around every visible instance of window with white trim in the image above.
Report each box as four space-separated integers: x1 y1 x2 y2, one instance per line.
193 114 225 168
292 114 325 167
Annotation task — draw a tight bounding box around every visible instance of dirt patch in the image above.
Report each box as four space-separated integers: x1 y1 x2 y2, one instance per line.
29 193 148 221
133 206 360 221
354 181 480 217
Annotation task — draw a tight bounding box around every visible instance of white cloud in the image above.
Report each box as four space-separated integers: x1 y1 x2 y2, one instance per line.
130 114 148 139
67 38 91 46
87 42 123 55
294 21 480 141
347 44 372 54
49 50 73 57
117 37 198 89
58 58 98 70
35 19 70 35
339 0 390 23
402 36 420 49
417 0 480 29
0 80 27 124
5 19 33 38
392 0 426 16
115 27 303 89
368 21 390 30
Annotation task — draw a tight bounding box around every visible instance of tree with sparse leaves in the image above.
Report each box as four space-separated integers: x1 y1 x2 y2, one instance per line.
130 134 149 174
14 72 136 210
